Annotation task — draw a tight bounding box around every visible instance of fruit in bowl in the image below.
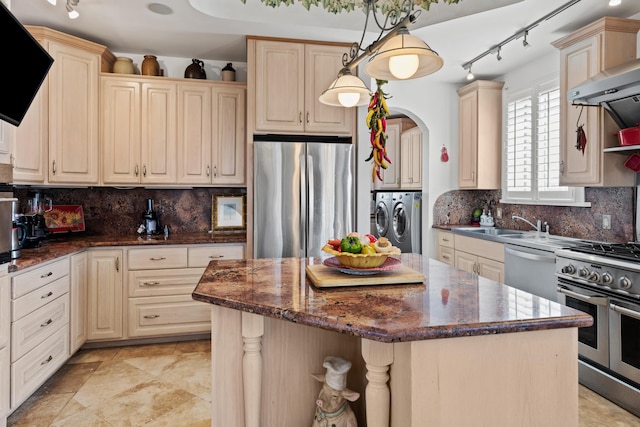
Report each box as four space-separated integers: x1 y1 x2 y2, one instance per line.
322 233 401 268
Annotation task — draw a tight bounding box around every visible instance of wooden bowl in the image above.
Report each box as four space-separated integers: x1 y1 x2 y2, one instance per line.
321 244 400 268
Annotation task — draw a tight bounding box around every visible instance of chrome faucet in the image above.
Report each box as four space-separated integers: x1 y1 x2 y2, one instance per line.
512 215 541 232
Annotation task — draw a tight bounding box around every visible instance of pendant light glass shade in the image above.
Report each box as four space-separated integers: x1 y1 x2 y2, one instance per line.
364 27 443 80
319 69 371 108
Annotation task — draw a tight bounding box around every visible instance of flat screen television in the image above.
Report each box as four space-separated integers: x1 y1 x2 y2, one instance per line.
0 2 53 127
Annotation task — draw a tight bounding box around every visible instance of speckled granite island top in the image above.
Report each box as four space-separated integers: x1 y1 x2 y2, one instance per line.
192 253 592 343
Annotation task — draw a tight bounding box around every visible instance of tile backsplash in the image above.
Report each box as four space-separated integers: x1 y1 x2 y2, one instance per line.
15 187 246 236
433 187 634 243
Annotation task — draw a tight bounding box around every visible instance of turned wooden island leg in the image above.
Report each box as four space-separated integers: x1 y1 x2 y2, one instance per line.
361 339 394 427
242 312 264 427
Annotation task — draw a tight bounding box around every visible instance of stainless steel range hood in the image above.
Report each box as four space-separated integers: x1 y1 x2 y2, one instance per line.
569 57 640 129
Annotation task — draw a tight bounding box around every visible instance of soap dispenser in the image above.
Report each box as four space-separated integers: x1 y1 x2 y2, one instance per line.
486 210 495 227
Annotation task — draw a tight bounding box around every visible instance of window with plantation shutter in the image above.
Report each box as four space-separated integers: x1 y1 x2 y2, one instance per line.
502 78 585 206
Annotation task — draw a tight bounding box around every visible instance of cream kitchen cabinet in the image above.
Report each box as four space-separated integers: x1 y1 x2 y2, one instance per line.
101 75 177 185
87 249 123 341
126 244 245 338
435 230 455 266
552 17 640 187
10 258 70 410
250 38 354 135
375 121 401 189
457 80 504 189
0 120 12 166
69 252 87 355
453 234 504 283
13 27 107 185
0 271 9 427
400 126 423 189
177 82 246 185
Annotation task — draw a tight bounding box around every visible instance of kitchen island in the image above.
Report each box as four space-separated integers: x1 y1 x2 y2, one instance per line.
192 254 592 427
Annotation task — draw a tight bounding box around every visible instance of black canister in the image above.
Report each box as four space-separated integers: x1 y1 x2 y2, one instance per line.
184 59 206 79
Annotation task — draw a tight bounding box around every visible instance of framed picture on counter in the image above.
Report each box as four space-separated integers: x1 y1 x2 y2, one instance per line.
212 194 246 233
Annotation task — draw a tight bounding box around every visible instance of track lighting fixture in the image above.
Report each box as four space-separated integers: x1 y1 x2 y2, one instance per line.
66 0 79 19
460 0 582 81
465 65 474 81
319 0 443 108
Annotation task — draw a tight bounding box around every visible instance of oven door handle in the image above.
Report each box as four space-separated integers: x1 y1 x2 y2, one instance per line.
557 286 608 305
610 303 640 321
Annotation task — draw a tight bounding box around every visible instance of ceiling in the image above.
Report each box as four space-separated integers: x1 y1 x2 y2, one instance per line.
9 0 640 84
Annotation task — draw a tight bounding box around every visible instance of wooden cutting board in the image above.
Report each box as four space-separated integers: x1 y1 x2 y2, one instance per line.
305 264 426 288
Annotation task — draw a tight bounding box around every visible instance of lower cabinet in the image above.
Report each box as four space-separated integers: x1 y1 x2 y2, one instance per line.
9 259 70 411
87 249 123 341
435 230 505 283
0 273 9 427
69 252 88 354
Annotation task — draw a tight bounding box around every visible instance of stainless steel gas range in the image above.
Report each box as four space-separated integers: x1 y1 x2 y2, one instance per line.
556 242 640 417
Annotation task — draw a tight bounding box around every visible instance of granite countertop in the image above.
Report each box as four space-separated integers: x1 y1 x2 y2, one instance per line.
9 232 246 273
192 253 593 343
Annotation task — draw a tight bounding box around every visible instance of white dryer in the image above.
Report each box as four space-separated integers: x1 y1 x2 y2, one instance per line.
389 192 422 254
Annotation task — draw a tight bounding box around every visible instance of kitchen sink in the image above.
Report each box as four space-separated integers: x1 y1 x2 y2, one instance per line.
455 227 525 237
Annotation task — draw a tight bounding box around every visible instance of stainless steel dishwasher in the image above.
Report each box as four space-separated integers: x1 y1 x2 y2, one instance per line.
504 244 558 301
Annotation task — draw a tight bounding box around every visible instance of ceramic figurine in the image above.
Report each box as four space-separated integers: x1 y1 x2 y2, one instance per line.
311 356 359 427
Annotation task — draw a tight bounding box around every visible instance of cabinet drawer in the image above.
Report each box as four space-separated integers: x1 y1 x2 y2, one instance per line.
128 295 210 338
128 268 205 297
12 276 70 322
188 244 245 267
11 326 69 409
12 258 69 299
454 235 504 262
437 230 454 248
11 294 69 362
128 247 188 270
438 247 455 266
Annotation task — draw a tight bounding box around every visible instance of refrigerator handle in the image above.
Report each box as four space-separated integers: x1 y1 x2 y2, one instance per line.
300 151 307 258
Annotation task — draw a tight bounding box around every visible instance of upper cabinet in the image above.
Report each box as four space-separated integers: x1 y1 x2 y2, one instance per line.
14 27 108 185
552 17 640 187
249 38 354 135
457 80 504 189
103 75 246 187
400 126 422 189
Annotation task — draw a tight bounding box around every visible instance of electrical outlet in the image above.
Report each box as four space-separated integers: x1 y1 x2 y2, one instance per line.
603 214 611 230
496 208 502 219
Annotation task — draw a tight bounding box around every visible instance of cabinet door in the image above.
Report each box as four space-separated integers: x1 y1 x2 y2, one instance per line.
87 250 123 341
0 120 13 165
0 275 8 349
177 82 212 185
141 82 177 184
0 346 8 422
304 44 353 135
458 89 478 188
70 252 87 354
376 122 401 189
101 77 141 184
478 257 504 283
254 40 305 133
454 251 477 275
212 85 246 185
558 38 600 186
13 86 48 184
400 127 422 189
47 40 99 184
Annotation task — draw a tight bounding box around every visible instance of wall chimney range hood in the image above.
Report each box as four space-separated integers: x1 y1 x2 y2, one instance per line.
569 57 640 129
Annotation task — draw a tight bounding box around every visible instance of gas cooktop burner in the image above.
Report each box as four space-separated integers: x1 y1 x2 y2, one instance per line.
570 242 640 262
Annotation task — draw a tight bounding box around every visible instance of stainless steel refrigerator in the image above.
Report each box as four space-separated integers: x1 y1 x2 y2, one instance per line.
253 135 355 258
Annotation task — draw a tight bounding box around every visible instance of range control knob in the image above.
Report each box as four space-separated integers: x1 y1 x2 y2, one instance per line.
561 264 576 275
601 272 614 286
587 271 600 282
618 276 632 290
578 267 589 278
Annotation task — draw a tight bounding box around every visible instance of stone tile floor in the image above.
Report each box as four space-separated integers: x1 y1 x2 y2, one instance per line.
6 339 640 426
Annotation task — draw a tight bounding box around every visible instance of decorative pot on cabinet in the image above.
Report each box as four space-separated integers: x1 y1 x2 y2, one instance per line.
221 62 236 81
141 55 160 76
113 56 135 74
184 58 206 79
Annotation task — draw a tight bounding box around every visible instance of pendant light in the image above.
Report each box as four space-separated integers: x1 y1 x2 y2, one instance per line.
319 68 371 108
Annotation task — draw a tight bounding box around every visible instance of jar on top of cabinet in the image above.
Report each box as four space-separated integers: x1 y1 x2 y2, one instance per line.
141 55 160 76
113 57 135 74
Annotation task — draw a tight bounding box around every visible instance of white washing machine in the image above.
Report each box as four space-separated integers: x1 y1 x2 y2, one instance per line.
374 192 422 254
